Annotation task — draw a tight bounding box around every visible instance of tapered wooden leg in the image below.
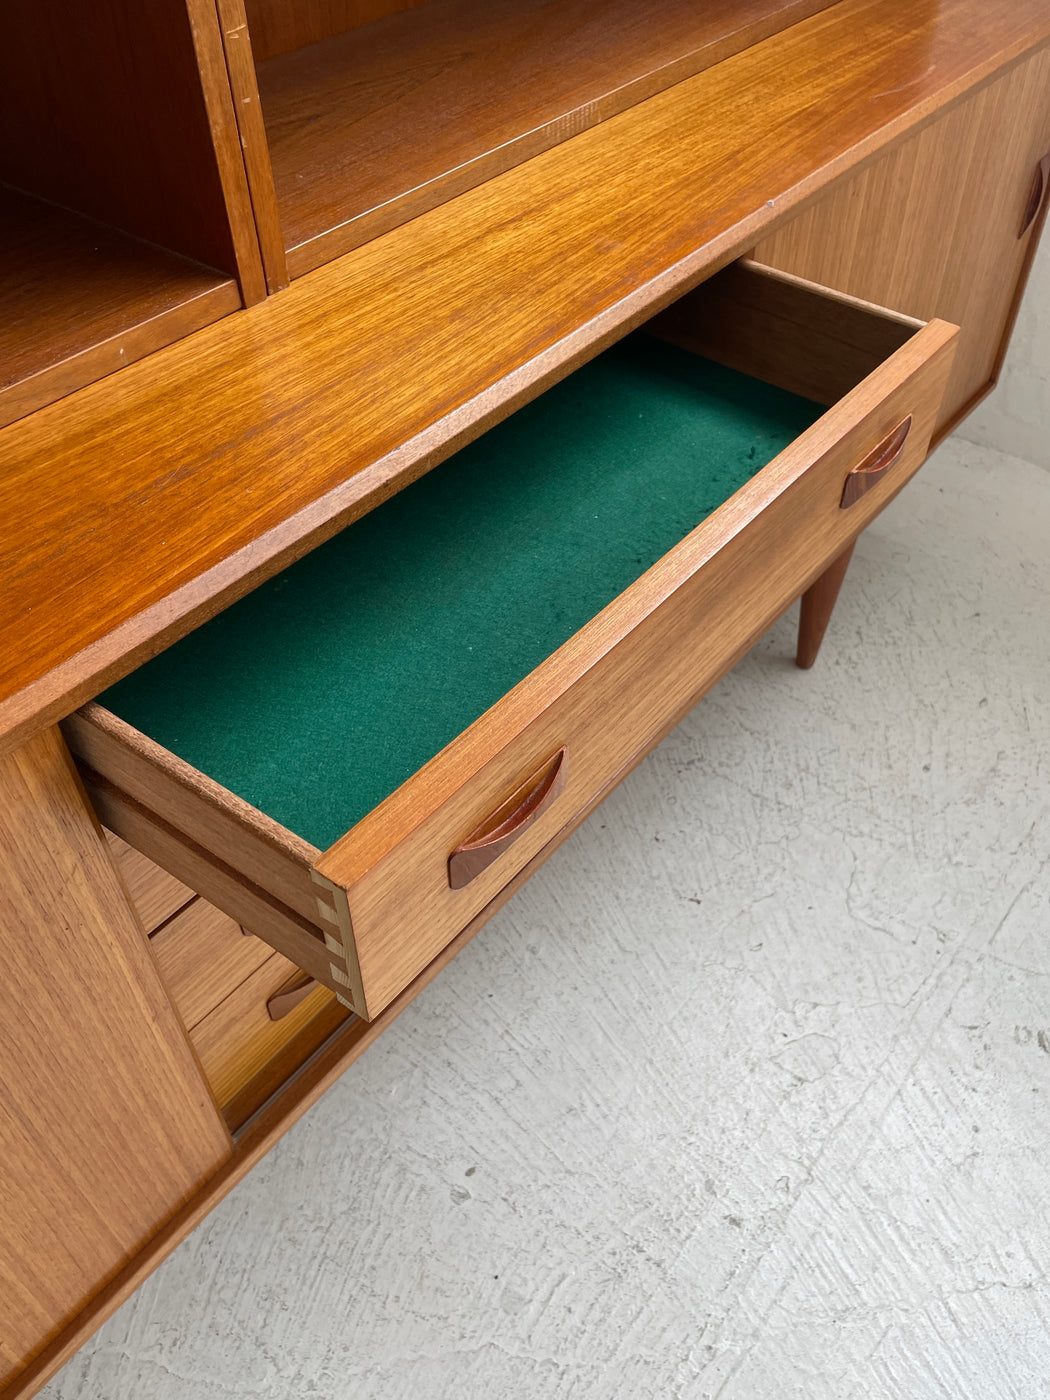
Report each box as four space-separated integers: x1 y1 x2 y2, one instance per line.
796 541 856 669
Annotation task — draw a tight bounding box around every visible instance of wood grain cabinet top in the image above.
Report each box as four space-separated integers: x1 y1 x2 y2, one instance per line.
1 0 1048 761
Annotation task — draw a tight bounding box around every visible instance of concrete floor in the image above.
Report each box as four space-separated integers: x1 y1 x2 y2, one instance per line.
44 435 1050 1399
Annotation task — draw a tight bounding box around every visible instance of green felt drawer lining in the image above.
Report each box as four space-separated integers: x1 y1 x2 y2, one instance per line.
100 335 823 850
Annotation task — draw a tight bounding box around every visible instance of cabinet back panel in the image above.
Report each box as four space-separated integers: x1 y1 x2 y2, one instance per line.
0 0 239 273
243 0 429 61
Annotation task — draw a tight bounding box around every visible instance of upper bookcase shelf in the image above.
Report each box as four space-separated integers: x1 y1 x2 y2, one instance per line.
235 0 841 280
0 0 261 427
0 186 239 432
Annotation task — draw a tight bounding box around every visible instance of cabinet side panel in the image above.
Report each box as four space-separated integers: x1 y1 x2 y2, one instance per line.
0 728 231 1392
754 43 1050 434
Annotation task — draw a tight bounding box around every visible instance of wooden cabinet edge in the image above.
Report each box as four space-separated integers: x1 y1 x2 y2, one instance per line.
0 14 1045 1397
185 0 268 304
212 0 289 291
959 142 1050 441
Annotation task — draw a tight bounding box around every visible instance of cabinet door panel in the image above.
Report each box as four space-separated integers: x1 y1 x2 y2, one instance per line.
755 44 1050 435
0 728 231 1392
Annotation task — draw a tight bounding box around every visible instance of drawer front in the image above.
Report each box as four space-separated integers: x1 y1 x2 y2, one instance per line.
316 316 958 1018
150 897 273 1031
147 890 353 1128
191 950 349 1130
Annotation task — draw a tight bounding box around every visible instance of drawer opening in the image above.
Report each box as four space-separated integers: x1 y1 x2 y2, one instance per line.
66 260 953 1019
93 330 826 852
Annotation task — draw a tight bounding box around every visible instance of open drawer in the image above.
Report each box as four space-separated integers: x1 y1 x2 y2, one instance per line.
63 262 958 1021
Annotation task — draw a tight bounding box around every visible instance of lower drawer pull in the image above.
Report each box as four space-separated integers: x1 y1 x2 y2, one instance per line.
267 973 317 1021
840 416 912 508
448 748 568 890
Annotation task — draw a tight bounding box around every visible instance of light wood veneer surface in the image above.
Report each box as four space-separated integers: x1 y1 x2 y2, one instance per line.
150 897 273 1030
755 42 1050 434
105 830 194 934
244 0 428 62
0 729 231 1390
0 186 240 431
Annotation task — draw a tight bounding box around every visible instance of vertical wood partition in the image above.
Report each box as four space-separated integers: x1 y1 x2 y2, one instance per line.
0 0 265 428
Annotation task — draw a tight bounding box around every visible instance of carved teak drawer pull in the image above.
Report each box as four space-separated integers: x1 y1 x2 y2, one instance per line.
448 749 569 890
840 416 912 508
267 973 317 1021
1019 153 1050 238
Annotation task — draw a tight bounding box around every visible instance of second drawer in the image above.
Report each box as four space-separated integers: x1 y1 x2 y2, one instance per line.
150 897 351 1128
64 260 958 1020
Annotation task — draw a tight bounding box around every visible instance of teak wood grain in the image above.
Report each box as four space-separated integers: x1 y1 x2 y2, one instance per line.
0 695 806 1400
11 529 986 1395
64 710 322 923
3 7 1048 1394
0 728 231 1392
0 0 240 277
643 260 921 405
105 830 195 934
0 186 241 431
63 264 955 1017
217 977 353 1132
254 0 839 274
754 41 1050 438
150 897 274 1031
184 0 270 305
191 947 348 1125
243 0 428 61
77 770 337 988
0 0 1044 758
214 0 291 292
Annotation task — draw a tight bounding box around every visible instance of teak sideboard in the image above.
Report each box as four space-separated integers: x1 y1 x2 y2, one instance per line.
2 1 1049 1393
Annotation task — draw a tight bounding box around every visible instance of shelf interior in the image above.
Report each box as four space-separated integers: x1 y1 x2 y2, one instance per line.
100 335 823 849
0 185 241 429
254 0 840 276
